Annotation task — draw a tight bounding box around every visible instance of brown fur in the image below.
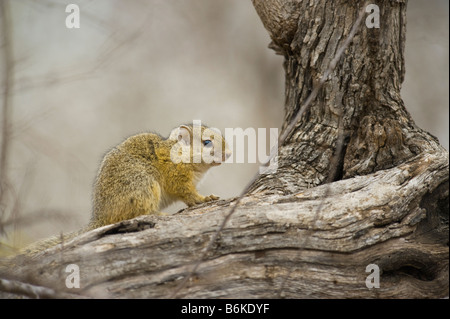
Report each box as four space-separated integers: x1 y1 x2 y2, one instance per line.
91 124 230 228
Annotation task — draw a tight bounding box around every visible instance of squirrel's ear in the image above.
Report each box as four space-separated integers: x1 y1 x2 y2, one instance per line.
177 125 191 145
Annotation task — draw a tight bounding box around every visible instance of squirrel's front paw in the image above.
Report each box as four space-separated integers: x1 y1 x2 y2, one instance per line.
186 194 220 207
204 194 219 202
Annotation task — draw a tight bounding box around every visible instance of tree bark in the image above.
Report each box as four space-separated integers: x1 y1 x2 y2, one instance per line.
249 0 445 193
0 0 448 299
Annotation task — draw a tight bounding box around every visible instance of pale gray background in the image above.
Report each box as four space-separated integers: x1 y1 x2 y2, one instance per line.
0 0 448 251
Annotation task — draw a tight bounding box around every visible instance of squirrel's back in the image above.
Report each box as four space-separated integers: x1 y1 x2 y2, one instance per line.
91 125 230 228
91 133 171 227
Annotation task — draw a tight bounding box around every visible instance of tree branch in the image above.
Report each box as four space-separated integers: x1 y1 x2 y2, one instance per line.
1 152 447 298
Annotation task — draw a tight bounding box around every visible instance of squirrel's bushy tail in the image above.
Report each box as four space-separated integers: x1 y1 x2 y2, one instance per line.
18 227 89 257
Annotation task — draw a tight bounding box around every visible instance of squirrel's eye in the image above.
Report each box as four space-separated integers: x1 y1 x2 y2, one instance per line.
203 140 212 147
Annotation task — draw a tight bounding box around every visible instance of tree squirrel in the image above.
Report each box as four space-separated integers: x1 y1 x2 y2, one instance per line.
15 123 230 256
90 123 231 228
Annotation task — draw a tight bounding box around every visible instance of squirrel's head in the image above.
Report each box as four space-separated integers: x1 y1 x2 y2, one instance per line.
169 124 231 167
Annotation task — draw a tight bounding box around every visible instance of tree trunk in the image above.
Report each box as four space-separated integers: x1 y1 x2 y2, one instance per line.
0 0 448 299
249 0 444 193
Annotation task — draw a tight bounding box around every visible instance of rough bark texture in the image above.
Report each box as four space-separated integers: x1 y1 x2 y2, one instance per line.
0 152 448 298
249 0 443 193
0 0 448 298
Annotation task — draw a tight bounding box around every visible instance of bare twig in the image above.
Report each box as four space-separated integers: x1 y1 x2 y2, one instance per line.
0 0 13 210
277 96 346 296
0 277 87 299
1 208 71 229
170 1 368 298
169 179 255 298
279 2 367 144
13 5 151 93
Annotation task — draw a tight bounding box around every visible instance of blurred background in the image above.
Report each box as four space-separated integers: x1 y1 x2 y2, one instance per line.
0 0 448 253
